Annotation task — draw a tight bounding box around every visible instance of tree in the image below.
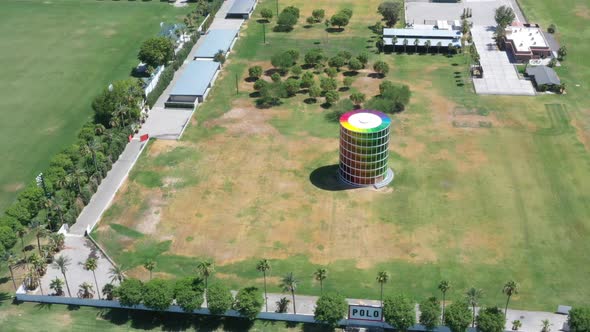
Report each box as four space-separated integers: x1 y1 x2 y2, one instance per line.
284 78 301 96
143 279 173 311
271 73 281 82
32 222 49 255
254 79 269 91
300 71 315 89
207 283 233 314
349 92 366 107
568 307 590 332
291 65 303 77
3 253 18 290
414 38 420 53
304 48 324 66
373 61 389 77
276 11 298 32
357 52 369 67
256 259 271 312
260 8 273 22
308 84 322 102
376 271 390 306
16 227 27 261
138 37 174 69
78 282 95 299
348 58 363 72
425 39 432 54
92 78 143 127
320 77 338 92
420 297 441 331
465 287 484 327
174 277 205 312
383 294 416 331
109 265 125 284
445 300 472 332
403 38 409 53
330 13 350 29
271 51 296 74
328 56 346 71
235 286 263 320
476 307 506 332
280 272 298 314
116 278 143 307
197 260 214 294
213 50 226 65
438 280 451 322
502 280 519 316
314 293 347 327
248 66 263 79
144 260 156 280
495 5 515 28
558 46 567 60
547 24 556 34
52 255 72 297
378 2 403 28
312 9 325 23
343 77 353 89
436 41 442 54
102 283 116 300
325 67 338 78
83 257 101 299
324 90 340 105
0 227 17 254
314 268 328 294
50 277 65 296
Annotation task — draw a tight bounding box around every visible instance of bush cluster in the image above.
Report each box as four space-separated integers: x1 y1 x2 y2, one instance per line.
275 6 300 32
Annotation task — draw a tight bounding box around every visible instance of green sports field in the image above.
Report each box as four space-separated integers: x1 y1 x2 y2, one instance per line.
0 0 188 210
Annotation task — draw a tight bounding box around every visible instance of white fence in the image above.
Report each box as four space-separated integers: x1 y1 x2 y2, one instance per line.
143 65 165 96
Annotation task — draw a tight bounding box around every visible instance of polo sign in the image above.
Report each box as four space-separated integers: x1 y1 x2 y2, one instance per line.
348 305 383 322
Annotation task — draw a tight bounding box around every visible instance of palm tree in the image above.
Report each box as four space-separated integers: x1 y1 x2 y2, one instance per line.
78 282 95 299
414 38 419 53
49 233 65 251
280 273 298 314
47 196 67 227
3 253 18 290
392 36 398 52
376 271 390 307
71 168 86 195
438 280 451 322
403 39 409 53
52 255 72 297
313 268 328 294
503 280 519 316
109 265 125 284
256 259 271 312
465 287 483 327
50 277 65 296
425 40 432 54
197 260 214 294
83 258 101 299
83 139 102 174
437 41 442 54
144 259 156 280
32 222 49 255
448 43 454 55
16 227 27 263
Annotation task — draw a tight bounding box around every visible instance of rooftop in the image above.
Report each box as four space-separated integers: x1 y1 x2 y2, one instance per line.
169 60 220 96
383 28 462 38
227 0 257 15
505 26 549 53
526 65 561 86
193 29 239 58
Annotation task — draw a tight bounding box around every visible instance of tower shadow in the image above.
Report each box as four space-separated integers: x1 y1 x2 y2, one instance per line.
309 164 356 191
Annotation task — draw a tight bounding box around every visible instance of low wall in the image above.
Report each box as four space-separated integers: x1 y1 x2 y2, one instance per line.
14 293 395 328
144 65 165 96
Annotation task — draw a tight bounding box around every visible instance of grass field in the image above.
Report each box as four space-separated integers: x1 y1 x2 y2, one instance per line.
0 0 189 210
91 0 590 312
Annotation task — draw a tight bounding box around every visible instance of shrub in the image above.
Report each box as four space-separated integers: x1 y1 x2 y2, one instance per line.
290 65 303 77
304 49 324 66
343 77 353 88
271 73 281 82
271 51 296 73
174 277 205 312
419 297 441 330
284 78 301 96
476 307 506 332
348 58 363 72
373 60 390 76
547 24 556 34
568 307 590 332
260 8 273 21
314 293 347 327
282 6 300 19
312 9 325 22
143 279 174 311
248 66 263 79
207 284 233 315
116 278 143 307
300 71 315 88
357 52 369 67
328 56 346 70
138 37 175 69
383 294 416 332
349 92 366 106
320 77 338 91
324 90 340 105
445 301 472 332
0 226 17 250
325 67 338 78
234 286 263 320
147 66 175 107
254 79 269 91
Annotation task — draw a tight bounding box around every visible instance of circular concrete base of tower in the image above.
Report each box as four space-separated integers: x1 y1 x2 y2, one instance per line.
338 168 394 189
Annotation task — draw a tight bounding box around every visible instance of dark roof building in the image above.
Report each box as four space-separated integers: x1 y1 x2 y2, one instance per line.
526 65 561 86
226 0 257 19
165 61 221 108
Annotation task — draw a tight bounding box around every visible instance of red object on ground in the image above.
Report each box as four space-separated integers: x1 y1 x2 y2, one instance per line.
140 134 149 142
128 135 133 142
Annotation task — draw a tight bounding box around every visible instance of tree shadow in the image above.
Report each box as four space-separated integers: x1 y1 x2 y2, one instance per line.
325 27 344 33
244 77 257 83
343 71 359 77
309 165 355 191
367 73 384 79
303 24 313 29
338 87 350 92
256 19 269 24
249 92 261 98
304 98 317 104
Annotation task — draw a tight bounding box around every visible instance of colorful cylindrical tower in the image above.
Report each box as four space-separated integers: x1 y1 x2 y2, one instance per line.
338 110 394 188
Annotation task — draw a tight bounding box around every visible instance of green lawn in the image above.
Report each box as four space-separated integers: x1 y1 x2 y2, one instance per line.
0 0 189 210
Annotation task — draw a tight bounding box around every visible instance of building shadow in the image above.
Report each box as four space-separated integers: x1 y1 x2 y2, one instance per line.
309 165 355 191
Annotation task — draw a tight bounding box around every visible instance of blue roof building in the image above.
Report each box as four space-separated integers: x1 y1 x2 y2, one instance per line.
226 0 257 19
165 61 221 108
193 29 239 59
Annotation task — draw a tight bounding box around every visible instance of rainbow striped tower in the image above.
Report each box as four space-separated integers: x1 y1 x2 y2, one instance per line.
338 110 394 188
